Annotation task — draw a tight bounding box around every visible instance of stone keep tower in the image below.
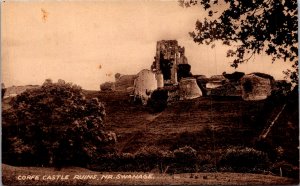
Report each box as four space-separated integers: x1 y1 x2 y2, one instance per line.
151 40 188 86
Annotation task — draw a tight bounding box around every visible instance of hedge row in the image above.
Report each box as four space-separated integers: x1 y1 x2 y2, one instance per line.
90 146 272 174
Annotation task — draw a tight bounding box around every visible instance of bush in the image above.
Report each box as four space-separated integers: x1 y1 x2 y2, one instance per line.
2 84 6 99
171 146 198 173
173 146 197 160
271 81 292 97
147 89 169 113
177 64 192 81
254 138 277 161
2 80 115 168
222 71 245 81
90 146 200 173
92 153 131 171
132 94 143 105
271 161 299 178
242 79 253 93
134 146 172 172
90 147 173 173
100 82 115 91
219 147 269 172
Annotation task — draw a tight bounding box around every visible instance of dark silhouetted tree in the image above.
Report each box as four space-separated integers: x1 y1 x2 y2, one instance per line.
177 64 193 80
2 80 115 168
179 0 298 84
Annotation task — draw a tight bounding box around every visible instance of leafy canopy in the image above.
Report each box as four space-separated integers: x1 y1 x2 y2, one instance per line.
179 0 298 84
2 80 114 167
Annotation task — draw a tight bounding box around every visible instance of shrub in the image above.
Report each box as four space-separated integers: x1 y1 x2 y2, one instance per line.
173 146 197 160
2 80 115 168
134 146 166 171
271 80 292 97
91 147 173 173
196 81 207 96
2 83 6 99
242 79 253 93
88 146 203 174
147 89 169 113
92 152 137 172
171 146 198 173
254 138 277 161
219 147 269 172
222 71 245 82
271 161 299 178
119 147 174 173
177 64 192 81
100 82 115 91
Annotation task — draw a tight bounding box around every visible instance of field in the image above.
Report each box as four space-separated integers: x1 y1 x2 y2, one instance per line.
2 164 298 185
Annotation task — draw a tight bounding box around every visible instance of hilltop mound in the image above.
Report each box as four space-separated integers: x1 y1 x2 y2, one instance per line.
84 90 298 177
2 88 298 178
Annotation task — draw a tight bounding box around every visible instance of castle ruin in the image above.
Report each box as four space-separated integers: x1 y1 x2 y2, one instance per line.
151 40 188 86
101 39 275 102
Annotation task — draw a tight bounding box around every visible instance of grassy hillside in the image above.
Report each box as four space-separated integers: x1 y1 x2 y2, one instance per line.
2 89 298 179
84 90 298 177
91 91 267 153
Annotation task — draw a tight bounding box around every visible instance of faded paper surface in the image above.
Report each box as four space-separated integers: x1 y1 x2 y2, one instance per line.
2 1 292 90
1 1 298 185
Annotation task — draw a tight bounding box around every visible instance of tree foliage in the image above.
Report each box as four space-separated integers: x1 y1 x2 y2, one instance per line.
147 89 169 113
2 80 115 167
219 147 269 171
179 0 298 84
177 64 193 81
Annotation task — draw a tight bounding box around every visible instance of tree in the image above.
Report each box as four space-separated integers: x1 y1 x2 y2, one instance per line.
2 80 115 167
177 64 193 81
2 83 6 99
179 0 298 84
147 89 169 113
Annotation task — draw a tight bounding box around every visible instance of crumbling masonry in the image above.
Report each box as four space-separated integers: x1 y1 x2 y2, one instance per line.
151 40 188 86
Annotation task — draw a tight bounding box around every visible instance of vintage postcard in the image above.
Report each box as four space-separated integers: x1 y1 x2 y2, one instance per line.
1 0 299 185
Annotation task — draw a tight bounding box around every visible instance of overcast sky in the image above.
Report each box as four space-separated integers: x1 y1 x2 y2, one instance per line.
2 1 293 90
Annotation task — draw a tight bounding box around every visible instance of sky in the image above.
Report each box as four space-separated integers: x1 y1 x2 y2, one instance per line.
1 1 293 90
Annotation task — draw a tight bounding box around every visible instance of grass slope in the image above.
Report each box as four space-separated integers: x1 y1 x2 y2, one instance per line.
2 89 298 184
91 91 267 154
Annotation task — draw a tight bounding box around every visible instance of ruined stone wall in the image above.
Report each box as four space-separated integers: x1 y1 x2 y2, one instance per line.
156 73 164 88
206 75 226 89
134 69 158 104
114 74 137 91
152 40 188 86
179 77 202 100
241 74 272 100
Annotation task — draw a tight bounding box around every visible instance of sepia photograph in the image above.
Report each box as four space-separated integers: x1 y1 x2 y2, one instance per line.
1 0 299 185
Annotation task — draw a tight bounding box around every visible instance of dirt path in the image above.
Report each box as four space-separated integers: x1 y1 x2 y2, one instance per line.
2 164 298 185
